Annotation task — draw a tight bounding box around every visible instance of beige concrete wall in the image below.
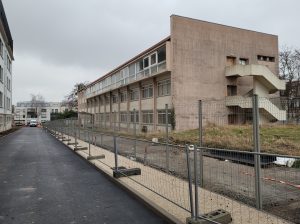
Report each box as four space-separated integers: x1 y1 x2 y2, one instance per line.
170 15 278 130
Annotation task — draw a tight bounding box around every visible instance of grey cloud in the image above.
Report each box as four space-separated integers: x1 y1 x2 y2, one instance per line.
2 0 300 103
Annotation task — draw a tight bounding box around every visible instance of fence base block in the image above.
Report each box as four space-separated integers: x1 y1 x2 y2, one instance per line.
62 139 71 142
87 155 105 160
113 167 141 178
74 146 88 151
186 209 232 224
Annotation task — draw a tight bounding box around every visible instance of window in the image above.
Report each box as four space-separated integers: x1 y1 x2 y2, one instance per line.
41 109 47 112
55 109 58 113
0 39 3 57
105 96 110 104
105 113 110 122
130 88 139 101
6 97 10 110
143 57 149 68
157 46 166 63
157 79 171 97
130 111 139 123
136 59 143 72
112 94 118 103
157 110 172 125
226 56 236 66
41 114 47 118
0 91 3 108
129 63 136 77
142 85 153 99
227 85 237 96
142 110 153 124
7 78 10 91
120 92 127 102
120 112 128 123
239 58 248 65
0 66 3 82
150 53 157 65
257 55 275 62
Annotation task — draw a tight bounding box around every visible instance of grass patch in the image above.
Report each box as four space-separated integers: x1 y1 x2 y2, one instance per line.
92 124 300 156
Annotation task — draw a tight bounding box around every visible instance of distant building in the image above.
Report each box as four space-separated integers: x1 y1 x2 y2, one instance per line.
78 15 286 132
14 101 63 124
0 0 14 133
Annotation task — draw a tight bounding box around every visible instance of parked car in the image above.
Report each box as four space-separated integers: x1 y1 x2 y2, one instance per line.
29 120 37 127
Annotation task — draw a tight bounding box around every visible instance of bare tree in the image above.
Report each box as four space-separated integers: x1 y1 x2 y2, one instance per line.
64 82 88 111
279 46 300 97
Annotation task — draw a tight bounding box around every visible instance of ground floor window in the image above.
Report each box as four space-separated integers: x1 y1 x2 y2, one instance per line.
130 111 139 123
142 110 153 124
157 110 172 125
120 112 128 123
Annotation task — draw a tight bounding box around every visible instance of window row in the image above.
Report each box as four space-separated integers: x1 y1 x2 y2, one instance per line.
91 79 171 105
96 110 172 125
0 92 11 110
86 45 166 96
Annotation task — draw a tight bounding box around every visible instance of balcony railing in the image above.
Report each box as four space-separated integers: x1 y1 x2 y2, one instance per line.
85 61 167 99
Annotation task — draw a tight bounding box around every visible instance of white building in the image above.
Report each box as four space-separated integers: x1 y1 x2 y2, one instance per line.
0 1 13 133
14 101 63 125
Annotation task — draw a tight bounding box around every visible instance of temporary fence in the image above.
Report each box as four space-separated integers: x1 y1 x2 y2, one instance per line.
43 95 300 224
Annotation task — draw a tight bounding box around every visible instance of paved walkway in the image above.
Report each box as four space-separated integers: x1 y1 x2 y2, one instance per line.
0 127 166 224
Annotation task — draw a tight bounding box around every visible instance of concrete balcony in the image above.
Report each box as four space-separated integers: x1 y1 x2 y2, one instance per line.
86 61 169 99
225 64 286 94
225 96 286 121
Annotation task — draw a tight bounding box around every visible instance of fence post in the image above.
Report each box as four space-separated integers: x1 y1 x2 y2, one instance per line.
88 127 91 156
185 145 195 219
165 104 169 172
114 110 118 171
133 108 137 159
194 144 199 220
252 94 262 210
198 100 204 188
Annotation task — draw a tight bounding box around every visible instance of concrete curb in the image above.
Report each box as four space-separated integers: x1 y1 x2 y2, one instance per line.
0 127 23 139
46 130 183 224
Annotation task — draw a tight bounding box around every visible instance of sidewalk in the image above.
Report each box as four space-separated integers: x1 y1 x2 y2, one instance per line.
58 132 291 224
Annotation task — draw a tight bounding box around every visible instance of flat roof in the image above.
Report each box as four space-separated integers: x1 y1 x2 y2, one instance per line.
170 14 277 37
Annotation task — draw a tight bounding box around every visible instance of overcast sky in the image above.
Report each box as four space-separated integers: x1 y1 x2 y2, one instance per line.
2 0 300 104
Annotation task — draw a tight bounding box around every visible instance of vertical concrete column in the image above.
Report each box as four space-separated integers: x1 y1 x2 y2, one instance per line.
109 92 112 129
117 89 121 131
104 95 107 129
138 82 142 128
87 99 89 114
126 86 130 131
153 77 157 131
98 96 101 128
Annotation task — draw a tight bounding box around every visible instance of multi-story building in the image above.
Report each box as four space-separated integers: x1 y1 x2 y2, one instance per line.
14 101 63 125
78 15 286 132
0 0 13 133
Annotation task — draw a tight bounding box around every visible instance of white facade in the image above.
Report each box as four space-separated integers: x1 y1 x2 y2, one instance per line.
14 102 63 124
0 1 13 133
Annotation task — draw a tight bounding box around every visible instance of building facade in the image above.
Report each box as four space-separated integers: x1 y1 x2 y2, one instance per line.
78 15 286 132
14 101 63 125
0 0 13 133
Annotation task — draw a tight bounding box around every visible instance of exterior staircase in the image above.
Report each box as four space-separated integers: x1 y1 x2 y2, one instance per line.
225 64 286 121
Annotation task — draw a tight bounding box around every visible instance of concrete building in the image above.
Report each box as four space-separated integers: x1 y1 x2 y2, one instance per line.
78 15 286 132
14 101 63 125
0 1 13 133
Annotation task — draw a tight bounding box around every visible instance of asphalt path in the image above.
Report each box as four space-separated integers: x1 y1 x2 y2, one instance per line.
0 127 166 224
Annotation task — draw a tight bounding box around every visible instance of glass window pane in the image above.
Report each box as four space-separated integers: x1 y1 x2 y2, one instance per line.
143 57 149 68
